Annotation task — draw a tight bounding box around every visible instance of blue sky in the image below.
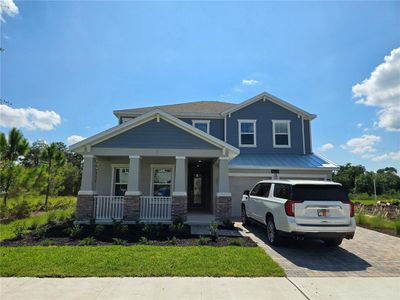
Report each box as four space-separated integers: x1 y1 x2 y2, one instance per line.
1 0 399 171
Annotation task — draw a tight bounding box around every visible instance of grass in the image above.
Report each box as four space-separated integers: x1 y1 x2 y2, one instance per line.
355 212 400 235
352 199 399 206
0 208 74 241
0 246 285 277
3 195 76 211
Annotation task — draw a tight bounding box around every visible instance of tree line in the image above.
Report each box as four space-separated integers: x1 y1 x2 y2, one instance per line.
0 128 82 208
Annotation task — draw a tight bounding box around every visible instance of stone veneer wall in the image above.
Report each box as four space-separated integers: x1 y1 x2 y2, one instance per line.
215 196 232 221
76 195 95 221
124 195 140 222
172 196 187 221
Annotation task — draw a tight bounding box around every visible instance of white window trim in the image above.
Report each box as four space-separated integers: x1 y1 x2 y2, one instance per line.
272 120 291 148
150 164 175 196
192 120 210 134
110 164 129 196
238 119 257 148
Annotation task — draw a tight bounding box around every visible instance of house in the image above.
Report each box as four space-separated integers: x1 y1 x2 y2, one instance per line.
70 91 337 224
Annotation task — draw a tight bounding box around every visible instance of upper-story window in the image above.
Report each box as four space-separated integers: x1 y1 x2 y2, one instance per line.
238 119 257 147
192 120 210 134
272 120 291 148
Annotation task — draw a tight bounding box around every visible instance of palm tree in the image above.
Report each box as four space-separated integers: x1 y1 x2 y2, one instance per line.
41 143 65 210
0 128 29 205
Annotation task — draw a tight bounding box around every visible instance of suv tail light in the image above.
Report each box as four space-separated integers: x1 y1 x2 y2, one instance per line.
349 200 355 217
284 200 303 217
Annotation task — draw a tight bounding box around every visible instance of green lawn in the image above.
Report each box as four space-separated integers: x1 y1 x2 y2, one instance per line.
0 208 74 241
0 245 285 277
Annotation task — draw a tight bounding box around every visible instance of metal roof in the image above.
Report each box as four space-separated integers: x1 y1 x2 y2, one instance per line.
229 154 337 170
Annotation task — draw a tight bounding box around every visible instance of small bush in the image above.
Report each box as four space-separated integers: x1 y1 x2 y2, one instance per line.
112 220 128 236
169 222 185 237
208 222 218 242
142 224 161 239
169 236 177 245
29 219 40 230
228 239 242 246
46 211 58 225
112 238 127 245
40 239 54 246
222 218 235 230
173 216 184 226
139 236 148 245
79 237 97 246
32 225 47 239
68 224 83 239
10 200 31 219
12 224 26 239
94 225 105 237
355 212 367 225
198 236 210 246
0 203 8 219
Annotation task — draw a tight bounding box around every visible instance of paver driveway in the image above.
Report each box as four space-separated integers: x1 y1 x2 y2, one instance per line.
237 223 400 277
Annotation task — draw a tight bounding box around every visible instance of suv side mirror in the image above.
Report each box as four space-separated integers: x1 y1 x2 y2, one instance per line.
243 190 250 196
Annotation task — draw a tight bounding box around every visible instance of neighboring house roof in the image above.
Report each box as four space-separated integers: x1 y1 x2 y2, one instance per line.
113 91 316 120
114 101 236 118
70 109 240 158
229 153 337 170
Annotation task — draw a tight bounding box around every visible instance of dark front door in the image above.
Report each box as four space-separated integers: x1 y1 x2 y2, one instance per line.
188 161 211 211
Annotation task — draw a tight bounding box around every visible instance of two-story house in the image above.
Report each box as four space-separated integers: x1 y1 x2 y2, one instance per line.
70 91 337 224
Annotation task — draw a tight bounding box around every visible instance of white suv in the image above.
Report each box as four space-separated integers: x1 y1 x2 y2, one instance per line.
241 180 356 246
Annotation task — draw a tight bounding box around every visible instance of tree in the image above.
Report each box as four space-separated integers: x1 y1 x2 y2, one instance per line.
354 172 374 195
21 139 47 167
332 163 366 193
41 143 65 209
0 128 29 204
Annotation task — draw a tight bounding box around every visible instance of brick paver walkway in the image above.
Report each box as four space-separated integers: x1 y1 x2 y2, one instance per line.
237 223 400 277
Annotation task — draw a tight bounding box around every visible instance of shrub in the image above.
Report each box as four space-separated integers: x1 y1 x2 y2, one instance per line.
46 211 58 225
168 236 177 245
139 236 148 245
12 224 26 239
10 200 31 219
94 225 105 237
222 218 235 230
173 216 184 226
112 220 128 236
32 225 47 239
142 224 161 239
395 221 400 235
112 238 127 245
169 222 185 238
208 222 218 242
79 237 97 246
68 224 83 239
355 212 367 225
228 239 242 246
0 203 8 219
40 239 54 246
29 219 40 230
198 236 210 246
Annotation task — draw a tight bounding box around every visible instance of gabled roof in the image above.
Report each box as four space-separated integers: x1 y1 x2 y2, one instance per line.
114 101 235 118
70 109 240 158
222 92 316 120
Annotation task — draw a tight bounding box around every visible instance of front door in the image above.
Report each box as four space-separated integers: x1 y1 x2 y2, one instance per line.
188 161 210 211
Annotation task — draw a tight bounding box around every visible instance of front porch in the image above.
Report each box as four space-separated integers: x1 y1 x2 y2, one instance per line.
76 154 232 224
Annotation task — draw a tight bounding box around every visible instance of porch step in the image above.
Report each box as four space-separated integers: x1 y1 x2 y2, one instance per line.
190 225 242 237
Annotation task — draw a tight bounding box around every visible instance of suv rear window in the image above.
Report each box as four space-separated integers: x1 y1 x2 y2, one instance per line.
292 185 349 202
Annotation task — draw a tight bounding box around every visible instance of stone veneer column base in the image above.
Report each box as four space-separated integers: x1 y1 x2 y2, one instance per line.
76 195 95 221
171 196 187 222
124 195 140 222
215 196 232 221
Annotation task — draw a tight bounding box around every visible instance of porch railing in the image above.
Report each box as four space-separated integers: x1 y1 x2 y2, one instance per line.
94 196 124 221
140 196 172 222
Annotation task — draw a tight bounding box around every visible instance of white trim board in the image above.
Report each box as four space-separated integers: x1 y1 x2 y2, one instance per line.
192 120 210 134
229 172 328 180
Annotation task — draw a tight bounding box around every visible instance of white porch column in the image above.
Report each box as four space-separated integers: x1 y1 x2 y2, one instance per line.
78 155 97 195
173 156 187 196
125 155 141 196
217 157 231 196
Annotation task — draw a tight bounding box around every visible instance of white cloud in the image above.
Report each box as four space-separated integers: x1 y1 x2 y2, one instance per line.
0 104 61 131
371 151 400 162
357 123 363 128
67 135 85 145
342 134 381 155
318 143 334 152
242 79 260 86
0 0 19 22
352 48 400 132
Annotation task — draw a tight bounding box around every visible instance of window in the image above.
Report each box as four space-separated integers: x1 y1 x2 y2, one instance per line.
273 184 292 199
151 165 174 196
272 120 291 148
114 168 129 196
192 120 210 134
292 185 349 202
238 120 256 147
250 183 271 197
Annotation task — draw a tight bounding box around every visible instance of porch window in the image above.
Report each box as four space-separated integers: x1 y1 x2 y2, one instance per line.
238 119 256 147
192 120 210 134
272 120 291 148
151 165 174 197
114 168 129 196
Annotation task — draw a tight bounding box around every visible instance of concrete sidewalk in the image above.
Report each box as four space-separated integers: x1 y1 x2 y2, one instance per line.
1 277 399 300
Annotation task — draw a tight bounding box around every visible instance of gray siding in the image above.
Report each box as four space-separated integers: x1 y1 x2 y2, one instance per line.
226 100 305 154
179 118 224 140
94 119 218 150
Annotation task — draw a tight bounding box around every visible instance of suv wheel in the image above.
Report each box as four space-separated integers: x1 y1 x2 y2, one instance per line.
324 238 343 247
266 217 282 246
241 206 249 226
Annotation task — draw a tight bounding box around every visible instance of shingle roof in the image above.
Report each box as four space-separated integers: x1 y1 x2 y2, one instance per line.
229 154 337 169
114 101 236 116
